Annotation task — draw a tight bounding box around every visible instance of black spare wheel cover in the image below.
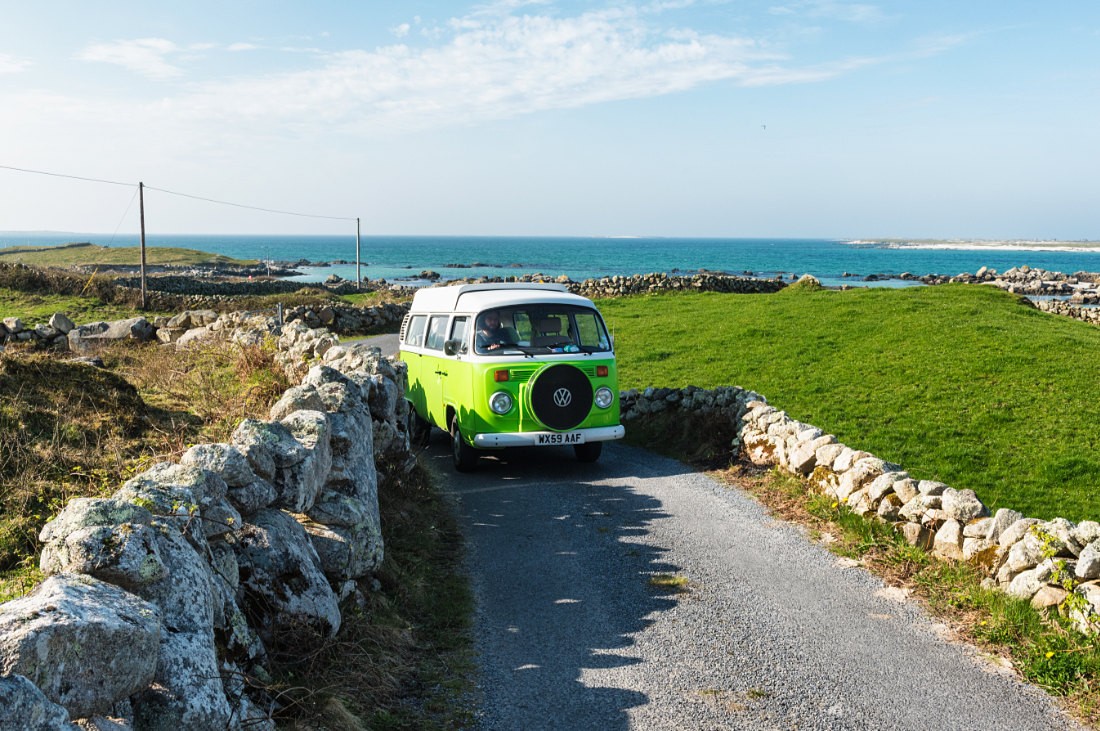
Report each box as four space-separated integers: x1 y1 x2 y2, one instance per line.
530 364 593 431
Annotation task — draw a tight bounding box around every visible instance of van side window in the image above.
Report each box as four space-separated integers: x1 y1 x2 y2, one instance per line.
451 316 469 353
405 315 427 347
425 316 449 351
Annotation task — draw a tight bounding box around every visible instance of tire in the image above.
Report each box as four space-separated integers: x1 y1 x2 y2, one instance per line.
574 441 603 463
530 364 593 431
406 403 432 447
451 420 480 472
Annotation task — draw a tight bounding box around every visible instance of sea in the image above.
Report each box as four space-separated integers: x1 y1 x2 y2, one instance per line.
4 232 1100 289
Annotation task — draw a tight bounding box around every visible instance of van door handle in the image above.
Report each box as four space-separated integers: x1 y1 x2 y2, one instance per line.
435 370 447 376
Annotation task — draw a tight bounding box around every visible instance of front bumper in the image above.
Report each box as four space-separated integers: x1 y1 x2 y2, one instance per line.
473 425 625 449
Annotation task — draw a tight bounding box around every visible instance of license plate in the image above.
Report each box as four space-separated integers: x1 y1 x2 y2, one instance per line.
537 432 585 445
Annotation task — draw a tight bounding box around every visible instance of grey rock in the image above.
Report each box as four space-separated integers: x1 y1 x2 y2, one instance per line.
987 509 1024 542
932 519 965 561
48 309 74 334
0 574 160 719
235 508 341 639
999 518 1040 548
39 523 168 590
0 674 78 731
941 487 988 523
1076 540 1100 581
917 480 949 496
130 629 232 731
891 478 920 504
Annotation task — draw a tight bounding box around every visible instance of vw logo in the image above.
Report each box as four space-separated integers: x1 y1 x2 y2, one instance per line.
553 387 573 408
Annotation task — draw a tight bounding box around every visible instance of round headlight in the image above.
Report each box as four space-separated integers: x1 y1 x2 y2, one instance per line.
489 390 513 415
595 387 614 409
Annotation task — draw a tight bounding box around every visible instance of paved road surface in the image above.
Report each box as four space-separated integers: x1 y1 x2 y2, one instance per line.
422 439 1084 731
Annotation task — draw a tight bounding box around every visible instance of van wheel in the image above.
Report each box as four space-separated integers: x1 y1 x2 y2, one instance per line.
574 442 603 463
406 403 432 447
451 421 479 472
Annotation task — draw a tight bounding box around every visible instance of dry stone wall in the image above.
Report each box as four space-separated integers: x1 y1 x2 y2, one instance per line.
0 322 414 730
621 385 1100 637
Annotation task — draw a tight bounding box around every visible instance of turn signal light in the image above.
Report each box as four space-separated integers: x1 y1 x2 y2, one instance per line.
494 370 510 382
596 366 609 377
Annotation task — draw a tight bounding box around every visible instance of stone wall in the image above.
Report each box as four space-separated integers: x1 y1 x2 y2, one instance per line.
0 322 414 729
433 271 788 298
621 385 1100 637
0 301 411 351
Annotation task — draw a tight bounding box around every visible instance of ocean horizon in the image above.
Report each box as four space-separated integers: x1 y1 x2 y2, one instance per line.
4 232 1100 289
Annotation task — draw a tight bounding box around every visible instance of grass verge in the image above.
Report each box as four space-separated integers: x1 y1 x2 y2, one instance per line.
273 462 475 729
714 464 1100 727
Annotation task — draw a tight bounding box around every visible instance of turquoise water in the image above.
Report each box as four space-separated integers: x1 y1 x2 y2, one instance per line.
4 232 1100 287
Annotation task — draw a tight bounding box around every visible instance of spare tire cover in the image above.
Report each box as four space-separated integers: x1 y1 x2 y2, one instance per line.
530 364 593 431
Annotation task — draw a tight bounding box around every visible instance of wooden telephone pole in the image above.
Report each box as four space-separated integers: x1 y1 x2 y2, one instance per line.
139 182 147 310
356 217 361 291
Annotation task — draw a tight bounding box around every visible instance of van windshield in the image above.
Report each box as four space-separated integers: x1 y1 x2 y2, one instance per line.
473 305 612 355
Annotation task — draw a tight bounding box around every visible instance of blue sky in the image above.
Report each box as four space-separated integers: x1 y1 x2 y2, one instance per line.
0 1 1097 239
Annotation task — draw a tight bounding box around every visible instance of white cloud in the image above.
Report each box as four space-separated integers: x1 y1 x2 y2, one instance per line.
0 53 31 74
391 23 411 38
228 43 259 52
77 38 185 79
169 5 794 134
770 1 886 25
54 2 927 144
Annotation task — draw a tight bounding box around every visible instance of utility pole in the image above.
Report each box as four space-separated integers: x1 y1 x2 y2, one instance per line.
139 181 147 310
356 217 361 291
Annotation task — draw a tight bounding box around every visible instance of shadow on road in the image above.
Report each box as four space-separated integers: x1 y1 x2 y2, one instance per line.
422 437 690 729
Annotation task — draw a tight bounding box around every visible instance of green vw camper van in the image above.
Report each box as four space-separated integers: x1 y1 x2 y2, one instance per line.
399 283 624 471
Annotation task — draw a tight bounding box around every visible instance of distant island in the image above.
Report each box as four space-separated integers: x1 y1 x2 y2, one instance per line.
846 238 1100 252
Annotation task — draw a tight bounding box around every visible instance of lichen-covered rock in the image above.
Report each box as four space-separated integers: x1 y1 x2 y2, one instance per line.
179 443 273 517
235 508 341 640
0 674 79 731
113 462 238 546
39 523 168 591
130 629 232 731
232 413 333 513
0 574 160 719
39 498 155 545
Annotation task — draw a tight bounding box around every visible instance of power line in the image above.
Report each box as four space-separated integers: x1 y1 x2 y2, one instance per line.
0 162 356 221
0 163 133 187
143 184 355 222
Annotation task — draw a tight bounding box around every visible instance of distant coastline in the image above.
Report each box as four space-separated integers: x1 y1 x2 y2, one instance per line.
845 239 1100 253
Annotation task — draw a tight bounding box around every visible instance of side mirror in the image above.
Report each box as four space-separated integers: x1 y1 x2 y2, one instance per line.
444 339 464 356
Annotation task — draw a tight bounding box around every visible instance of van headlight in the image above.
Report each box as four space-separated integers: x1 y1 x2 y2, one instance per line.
489 391 513 415
594 387 614 409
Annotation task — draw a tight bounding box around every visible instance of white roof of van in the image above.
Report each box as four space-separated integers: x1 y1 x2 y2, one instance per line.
409 283 595 313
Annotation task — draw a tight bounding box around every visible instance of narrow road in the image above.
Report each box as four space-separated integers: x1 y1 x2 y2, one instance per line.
423 440 1084 731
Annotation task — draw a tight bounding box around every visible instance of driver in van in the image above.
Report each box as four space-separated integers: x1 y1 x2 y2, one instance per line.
475 310 509 352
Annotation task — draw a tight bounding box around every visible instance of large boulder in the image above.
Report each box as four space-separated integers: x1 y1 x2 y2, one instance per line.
0 574 160 719
235 508 341 640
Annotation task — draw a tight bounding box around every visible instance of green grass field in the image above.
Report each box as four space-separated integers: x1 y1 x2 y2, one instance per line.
600 284 1100 522
0 243 252 266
